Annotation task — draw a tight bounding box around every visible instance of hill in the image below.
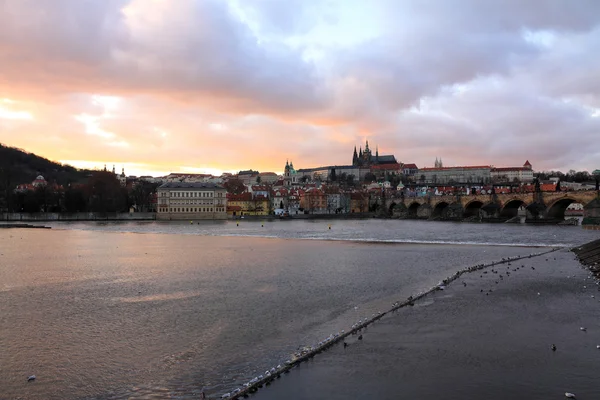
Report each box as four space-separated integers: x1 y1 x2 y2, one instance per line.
0 143 92 186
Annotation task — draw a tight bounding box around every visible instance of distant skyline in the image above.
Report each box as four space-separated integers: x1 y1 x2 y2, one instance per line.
1 0 599 177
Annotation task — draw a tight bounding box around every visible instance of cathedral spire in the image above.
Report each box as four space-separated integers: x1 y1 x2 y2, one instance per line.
365 140 369 151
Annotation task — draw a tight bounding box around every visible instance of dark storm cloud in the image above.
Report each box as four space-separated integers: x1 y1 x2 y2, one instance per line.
0 0 325 113
1 0 599 172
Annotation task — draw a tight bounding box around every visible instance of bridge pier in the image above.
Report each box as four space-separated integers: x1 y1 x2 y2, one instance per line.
583 197 600 225
417 204 432 219
391 203 408 219
441 203 464 221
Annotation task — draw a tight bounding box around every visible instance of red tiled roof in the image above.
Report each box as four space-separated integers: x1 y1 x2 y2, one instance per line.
227 192 252 201
524 160 532 166
371 163 401 170
492 167 529 172
403 163 418 169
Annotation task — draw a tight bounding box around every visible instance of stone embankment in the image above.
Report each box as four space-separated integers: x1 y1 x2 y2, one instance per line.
573 239 600 279
0 223 51 229
220 247 560 400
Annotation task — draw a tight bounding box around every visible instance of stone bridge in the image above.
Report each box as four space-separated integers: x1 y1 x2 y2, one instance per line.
385 190 600 224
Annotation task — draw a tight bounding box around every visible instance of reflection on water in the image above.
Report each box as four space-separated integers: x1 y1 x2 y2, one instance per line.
0 221 598 399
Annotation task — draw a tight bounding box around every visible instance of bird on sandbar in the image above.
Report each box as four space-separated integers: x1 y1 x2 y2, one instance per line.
27 375 36 382
580 327 587 332
565 393 576 399
551 344 557 351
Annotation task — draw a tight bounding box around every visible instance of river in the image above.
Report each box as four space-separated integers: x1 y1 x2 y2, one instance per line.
0 220 598 399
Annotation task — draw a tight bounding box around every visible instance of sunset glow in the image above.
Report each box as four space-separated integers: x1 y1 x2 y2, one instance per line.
1 0 599 176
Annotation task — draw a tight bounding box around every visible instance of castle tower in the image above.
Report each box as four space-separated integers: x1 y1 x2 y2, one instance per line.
352 146 358 166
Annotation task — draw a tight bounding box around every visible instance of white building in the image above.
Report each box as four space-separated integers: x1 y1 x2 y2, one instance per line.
418 165 492 184
157 182 227 220
491 161 534 183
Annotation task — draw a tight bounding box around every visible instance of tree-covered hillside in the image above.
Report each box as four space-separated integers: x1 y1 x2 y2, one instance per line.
0 143 91 186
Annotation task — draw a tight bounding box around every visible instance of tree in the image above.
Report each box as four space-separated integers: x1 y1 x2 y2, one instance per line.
64 186 87 212
0 162 14 212
555 180 561 191
346 174 355 186
86 171 127 212
329 168 337 182
129 181 159 212
364 172 377 183
256 175 262 184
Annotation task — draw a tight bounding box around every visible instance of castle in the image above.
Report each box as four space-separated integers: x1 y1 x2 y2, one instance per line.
352 140 398 167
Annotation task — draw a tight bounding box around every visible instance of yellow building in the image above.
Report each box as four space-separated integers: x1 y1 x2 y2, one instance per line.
227 193 270 217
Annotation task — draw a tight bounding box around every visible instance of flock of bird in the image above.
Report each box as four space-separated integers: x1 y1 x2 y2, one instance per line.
213 248 592 399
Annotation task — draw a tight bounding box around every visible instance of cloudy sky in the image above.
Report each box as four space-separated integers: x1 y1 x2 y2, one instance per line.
1 0 599 176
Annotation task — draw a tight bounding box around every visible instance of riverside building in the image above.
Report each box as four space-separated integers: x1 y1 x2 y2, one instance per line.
157 182 227 220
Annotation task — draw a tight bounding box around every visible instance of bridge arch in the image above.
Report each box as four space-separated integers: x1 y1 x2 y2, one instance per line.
407 201 420 218
546 197 581 220
432 201 449 218
464 200 483 218
388 202 397 215
501 199 527 219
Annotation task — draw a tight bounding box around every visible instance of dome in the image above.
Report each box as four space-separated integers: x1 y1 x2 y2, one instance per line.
36 175 45 181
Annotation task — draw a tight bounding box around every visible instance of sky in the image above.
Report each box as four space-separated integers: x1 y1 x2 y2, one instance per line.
1 0 599 177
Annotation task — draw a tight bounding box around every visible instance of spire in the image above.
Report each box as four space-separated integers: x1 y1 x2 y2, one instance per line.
359 146 363 158
112 165 116 174
435 157 439 168
103 164 107 172
439 158 443 168
353 146 358 166
365 140 369 151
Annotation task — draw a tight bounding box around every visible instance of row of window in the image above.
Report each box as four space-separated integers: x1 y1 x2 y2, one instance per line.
170 200 216 205
169 191 215 198
158 207 225 213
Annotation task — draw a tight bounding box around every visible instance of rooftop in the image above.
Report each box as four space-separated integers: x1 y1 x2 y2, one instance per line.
158 182 224 189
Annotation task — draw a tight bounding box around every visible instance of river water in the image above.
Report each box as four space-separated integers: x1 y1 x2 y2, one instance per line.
0 220 598 399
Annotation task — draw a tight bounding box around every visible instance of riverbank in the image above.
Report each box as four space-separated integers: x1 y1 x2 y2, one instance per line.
253 246 600 400
0 212 156 222
0 223 51 229
573 238 600 278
